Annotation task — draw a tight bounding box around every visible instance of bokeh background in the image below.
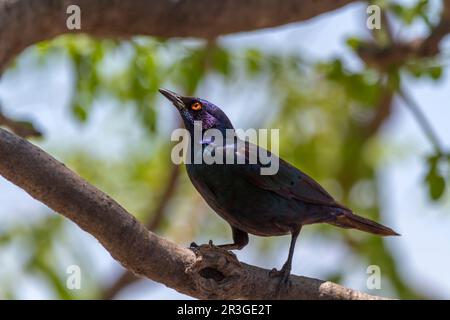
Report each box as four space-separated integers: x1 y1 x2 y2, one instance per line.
0 0 449 299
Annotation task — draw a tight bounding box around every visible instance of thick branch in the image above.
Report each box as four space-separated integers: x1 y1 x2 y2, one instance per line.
0 128 388 300
0 0 357 73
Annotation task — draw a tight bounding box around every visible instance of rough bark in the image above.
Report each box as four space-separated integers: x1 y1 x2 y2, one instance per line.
0 128 389 300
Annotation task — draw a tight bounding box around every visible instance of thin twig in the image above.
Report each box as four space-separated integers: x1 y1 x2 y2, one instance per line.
366 81 394 137
397 86 445 155
0 105 42 139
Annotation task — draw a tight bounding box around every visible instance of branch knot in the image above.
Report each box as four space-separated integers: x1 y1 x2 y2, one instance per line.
186 244 248 299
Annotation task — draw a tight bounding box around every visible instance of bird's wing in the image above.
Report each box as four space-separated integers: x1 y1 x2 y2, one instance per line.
223 142 346 208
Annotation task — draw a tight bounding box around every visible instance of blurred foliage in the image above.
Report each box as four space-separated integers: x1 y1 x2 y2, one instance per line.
0 215 98 299
390 0 433 27
425 153 448 201
1 1 449 300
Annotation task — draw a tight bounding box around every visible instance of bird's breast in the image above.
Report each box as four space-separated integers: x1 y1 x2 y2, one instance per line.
186 162 294 236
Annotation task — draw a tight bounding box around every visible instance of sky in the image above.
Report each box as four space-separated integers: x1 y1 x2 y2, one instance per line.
0 2 449 299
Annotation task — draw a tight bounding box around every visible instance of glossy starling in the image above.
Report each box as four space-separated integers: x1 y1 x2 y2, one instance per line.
159 88 399 285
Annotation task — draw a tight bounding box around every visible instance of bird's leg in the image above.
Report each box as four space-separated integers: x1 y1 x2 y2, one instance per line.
189 227 249 251
218 227 249 250
270 227 301 285
212 227 248 250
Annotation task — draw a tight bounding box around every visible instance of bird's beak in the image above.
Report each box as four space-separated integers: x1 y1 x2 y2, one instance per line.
159 88 185 110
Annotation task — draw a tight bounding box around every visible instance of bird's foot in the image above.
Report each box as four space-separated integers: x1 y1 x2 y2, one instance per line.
189 242 199 249
269 265 291 296
189 240 215 251
269 267 291 283
189 242 200 253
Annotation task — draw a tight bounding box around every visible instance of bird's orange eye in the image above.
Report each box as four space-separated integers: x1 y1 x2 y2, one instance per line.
191 102 202 111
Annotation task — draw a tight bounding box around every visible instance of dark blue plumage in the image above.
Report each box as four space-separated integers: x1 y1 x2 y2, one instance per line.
159 88 399 285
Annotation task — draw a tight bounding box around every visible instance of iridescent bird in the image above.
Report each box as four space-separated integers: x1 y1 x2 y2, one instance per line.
160 88 399 285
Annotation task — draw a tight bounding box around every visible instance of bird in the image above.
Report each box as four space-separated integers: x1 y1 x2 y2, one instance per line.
159 88 399 286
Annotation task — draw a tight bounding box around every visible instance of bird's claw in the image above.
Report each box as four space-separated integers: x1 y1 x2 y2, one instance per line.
189 242 200 251
269 266 291 285
269 267 291 298
189 240 216 251
269 268 281 278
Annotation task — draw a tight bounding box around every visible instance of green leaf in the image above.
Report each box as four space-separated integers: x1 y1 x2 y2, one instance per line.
346 37 363 51
390 0 430 25
212 47 231 77
173 47 207 94
405 62 443 80
427 172 446 200
425 156 447 200
72 103 88 122
245 49 263 75
429 66 443 80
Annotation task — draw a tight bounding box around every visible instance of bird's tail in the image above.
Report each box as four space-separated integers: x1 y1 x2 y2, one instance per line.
329 210 400 236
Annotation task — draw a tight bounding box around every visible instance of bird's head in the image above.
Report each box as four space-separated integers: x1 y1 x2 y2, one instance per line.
159 89 234 134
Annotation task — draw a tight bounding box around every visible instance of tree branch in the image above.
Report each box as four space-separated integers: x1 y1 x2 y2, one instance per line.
0 128 390 299
365 82 394 137
397 86 446 155
0 0 358 73
357 0 450 70
364 8 447 157
0 105 42 139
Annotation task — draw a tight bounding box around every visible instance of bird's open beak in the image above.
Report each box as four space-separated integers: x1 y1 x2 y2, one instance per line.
159 88 185 110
